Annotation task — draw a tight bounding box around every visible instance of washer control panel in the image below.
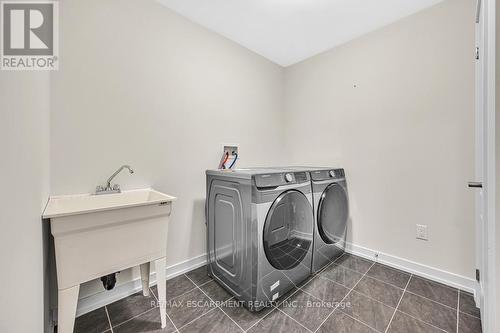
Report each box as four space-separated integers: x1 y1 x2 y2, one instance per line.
254 171 309 188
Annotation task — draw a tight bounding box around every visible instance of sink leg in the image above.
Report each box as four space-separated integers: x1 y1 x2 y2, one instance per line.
140 262 151 296
57 285 80 333
155 257 167 329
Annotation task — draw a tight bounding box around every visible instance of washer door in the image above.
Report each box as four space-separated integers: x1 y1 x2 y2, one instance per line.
263 190 313 270
317 183 348 244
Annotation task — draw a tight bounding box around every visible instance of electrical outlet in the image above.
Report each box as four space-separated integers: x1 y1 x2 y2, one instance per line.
416 224 428 241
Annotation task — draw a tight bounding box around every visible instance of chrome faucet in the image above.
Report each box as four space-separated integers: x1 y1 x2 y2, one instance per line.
96 165 134 195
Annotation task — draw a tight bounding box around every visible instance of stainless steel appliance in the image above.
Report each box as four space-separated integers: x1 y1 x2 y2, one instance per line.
206 168 314 311
309 168 348 273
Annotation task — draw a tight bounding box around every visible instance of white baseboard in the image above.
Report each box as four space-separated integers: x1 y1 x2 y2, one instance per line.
75 253 207 317
345 242 477 295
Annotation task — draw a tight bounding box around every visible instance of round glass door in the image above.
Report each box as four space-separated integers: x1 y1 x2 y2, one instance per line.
263 190 313 270
317 183 348 244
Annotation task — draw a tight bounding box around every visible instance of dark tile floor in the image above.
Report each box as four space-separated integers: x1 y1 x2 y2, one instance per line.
71 254 482 333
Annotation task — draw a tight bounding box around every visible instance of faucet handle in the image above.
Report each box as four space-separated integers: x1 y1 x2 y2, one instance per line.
112 184 121 191
96 185 105 193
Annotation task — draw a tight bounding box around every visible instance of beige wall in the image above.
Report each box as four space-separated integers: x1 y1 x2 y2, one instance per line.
51 0 285 298
0 72 51 332
283 0 476 278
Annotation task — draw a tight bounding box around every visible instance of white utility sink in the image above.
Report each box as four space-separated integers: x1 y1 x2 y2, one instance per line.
43 188 175 218
43 188 176 333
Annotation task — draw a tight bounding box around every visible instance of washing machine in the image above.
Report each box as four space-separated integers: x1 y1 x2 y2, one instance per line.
309 167 348 273
206 168 314 311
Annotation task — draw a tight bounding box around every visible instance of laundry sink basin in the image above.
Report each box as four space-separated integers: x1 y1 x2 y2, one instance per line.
43 188 176 333
43 188 175 218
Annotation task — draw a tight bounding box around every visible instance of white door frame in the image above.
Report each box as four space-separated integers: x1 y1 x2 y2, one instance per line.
475 0 496 332
484 0 496 330
474 0 485 310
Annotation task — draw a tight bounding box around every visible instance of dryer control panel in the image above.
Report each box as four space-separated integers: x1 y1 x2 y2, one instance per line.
311 169 345 181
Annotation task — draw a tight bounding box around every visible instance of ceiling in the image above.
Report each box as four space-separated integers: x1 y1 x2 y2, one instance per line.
156 0 444 67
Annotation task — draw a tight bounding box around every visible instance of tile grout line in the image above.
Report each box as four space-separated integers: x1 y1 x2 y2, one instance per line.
313 261 376 333
297 282 404 333
263 254 453 333
337 257 464 314
348 258 463 308
333 261 407 291
341 311 384 333
194 277 215 288
278 255 338 291
344 288 396 311
183 273 245 332
167 312 180 333
459 309 481 320
203 294 245 332
176 306 219 332
295 254 351 292
319 272 402 298
153 272 213 306
411 275 463 292
389 278 453 333
276 262 350 321
109 288 171 332
275 306 315 332
151 287 159 301
103 272 236 333
243 304 276 332
315 261 376 332
243 278 314 332
300 281 348 307
384 273 412 333
181 274 222 327
128 271 216 332
151 286 180 333
287 280 382 332
269 264 334 332
235 254 373 333
357 270 408 291
404 289 459 312
456 290 460 333
242 255 350 332
371 258 463 294
335 287 394 331
317 255 388 332
104 306 114 333
368 260 412 276
396 308 448 333
110 307 159 331
341 277 448 333
389 281 452 333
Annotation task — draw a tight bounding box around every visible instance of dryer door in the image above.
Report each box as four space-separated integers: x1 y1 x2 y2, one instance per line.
317 183 348 244
263 190 313 270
